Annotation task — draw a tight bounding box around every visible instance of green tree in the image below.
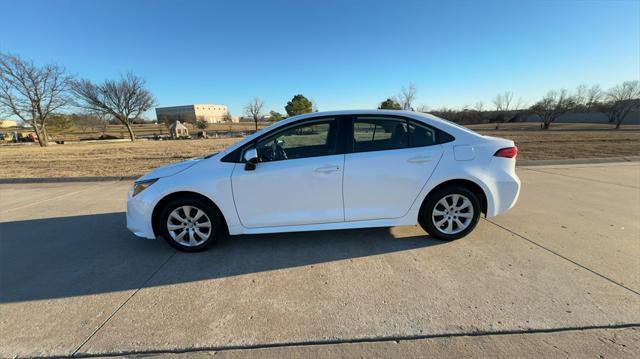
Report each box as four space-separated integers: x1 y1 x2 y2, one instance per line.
48 114 74 131
285 94 313 116
269 110 284 121
196 119 208 130
378 98 402 110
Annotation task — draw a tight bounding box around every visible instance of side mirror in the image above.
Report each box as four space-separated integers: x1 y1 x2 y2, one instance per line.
244 147 258 171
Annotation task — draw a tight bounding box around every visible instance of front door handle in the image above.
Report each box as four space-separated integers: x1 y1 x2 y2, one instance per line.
315 165 341 173
408 155 433 164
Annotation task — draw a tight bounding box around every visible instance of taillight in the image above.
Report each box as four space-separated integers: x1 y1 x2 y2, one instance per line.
494 146 518 158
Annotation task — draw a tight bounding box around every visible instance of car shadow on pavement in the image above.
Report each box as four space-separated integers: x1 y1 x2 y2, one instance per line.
0 212 444 303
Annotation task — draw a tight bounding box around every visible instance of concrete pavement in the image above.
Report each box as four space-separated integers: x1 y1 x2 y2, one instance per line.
0 162 639 357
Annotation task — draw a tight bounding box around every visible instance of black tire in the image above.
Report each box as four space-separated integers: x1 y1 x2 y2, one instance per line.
158 197 222 252
419 185 481 241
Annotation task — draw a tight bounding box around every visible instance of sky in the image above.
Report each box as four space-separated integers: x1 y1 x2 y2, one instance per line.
1 0 639 118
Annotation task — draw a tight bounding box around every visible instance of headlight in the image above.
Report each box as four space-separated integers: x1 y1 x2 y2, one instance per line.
132 179 158 197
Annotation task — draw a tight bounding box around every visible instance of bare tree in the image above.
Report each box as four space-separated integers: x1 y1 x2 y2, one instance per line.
244 97 264 131
529 89 577 129
222 111 233 123
72 73 155 141
601 81 640 129
398 84 417 110
574 84 588 108
585 84 603 111
493 91 514 112
513 97 526 110
574 84 604 112
0 53 72 146
95 112 110 135
416 104 429 113
71 113 105 134
222 111 234 132
71 113 91 134
474 101 485 112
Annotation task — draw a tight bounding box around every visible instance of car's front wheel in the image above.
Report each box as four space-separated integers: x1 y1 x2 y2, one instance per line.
419 186 481 240
159 197 222 252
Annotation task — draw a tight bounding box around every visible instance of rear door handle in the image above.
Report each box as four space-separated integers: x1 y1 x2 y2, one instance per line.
315 165 341 173
408 155 433 164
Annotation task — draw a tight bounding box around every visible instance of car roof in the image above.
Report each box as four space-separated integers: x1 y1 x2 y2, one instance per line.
280 109 480 137
284 109 437 122
271 109 436 127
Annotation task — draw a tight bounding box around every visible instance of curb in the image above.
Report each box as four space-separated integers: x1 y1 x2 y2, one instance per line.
517 156 640 167
1 157 638 185
0 176 137 184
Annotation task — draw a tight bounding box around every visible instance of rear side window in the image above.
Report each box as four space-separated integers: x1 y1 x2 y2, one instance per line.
353 117 408 152
408 121 437 147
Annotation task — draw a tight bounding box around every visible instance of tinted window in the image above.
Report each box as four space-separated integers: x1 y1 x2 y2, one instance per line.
408 121 437 147
353 117 408 152
255 119 338 162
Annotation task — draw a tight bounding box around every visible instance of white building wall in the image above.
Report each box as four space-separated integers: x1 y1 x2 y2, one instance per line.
156 104 231 124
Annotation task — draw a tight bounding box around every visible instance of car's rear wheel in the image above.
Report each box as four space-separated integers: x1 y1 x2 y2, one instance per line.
419 186 481 240
159 197 222 252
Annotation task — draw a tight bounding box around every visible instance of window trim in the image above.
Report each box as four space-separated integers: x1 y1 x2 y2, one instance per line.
346 114 454 154
221 115 348 163
221 114 455 162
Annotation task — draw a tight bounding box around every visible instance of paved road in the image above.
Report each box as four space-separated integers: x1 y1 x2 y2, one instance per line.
0 162 638 358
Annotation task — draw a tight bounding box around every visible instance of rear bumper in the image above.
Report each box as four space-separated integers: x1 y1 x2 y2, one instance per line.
126 190 156 239
490 175 520 217
485 158 521 218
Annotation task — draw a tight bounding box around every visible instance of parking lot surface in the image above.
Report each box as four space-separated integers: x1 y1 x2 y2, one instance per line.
0 162 639 357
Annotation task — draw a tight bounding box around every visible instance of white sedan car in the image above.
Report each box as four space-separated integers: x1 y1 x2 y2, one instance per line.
127 110 520 252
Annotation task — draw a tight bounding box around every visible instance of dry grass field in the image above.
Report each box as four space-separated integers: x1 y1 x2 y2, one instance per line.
0 138 239 178
467 123 640 161
1 122 638 179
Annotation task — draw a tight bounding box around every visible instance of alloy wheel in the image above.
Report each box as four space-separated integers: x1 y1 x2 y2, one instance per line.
166 205 213 247
431 194 474 235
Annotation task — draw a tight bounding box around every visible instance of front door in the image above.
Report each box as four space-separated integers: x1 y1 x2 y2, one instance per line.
231 117 345 228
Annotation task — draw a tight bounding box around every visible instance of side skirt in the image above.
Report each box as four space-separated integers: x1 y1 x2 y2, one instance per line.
227 209 419 235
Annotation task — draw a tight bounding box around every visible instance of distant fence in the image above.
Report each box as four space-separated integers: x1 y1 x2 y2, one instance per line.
436 108 640 125
525 109 640 124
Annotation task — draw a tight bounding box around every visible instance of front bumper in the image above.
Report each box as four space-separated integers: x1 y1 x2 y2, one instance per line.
126 189 157 239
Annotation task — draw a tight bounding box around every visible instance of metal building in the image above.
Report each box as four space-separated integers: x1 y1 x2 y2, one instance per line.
156 104 233 124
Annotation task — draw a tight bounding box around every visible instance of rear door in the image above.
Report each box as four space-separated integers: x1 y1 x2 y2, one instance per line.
343 115 444 221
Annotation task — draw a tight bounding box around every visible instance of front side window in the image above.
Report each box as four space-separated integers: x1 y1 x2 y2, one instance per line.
255 119 338 162
353 117 408 152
